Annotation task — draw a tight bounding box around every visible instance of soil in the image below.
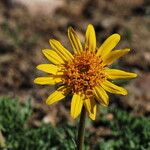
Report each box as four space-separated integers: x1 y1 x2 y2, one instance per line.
0 0 150 126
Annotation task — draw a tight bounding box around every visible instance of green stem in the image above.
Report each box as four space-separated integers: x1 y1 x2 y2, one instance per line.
77 106 86 150
0 130 5 148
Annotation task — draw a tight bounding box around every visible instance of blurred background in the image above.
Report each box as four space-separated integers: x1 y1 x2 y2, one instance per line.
0 0 150 149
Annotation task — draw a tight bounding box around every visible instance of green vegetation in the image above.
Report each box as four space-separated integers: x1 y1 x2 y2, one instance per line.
94 107 150 150
0 97 149 150
0 97 77 150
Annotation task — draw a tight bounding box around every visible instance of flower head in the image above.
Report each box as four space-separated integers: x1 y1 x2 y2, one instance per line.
34 24 137 120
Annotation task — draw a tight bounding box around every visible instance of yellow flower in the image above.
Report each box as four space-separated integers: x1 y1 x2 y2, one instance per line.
34 24 137 120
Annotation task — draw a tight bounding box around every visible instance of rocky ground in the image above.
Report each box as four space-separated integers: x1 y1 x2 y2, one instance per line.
0 0 150 126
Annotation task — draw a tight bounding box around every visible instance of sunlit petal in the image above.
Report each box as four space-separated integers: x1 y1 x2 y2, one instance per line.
84 98 97 120
105 69 137 79
34 76 62 85
71 93 83 119
49 39 73 61
101 80 128 95
93 86 109 107
36 64 63 75
102 49 130 65
68 27 83 54
46 86 68 105
42 49 65 65
97 34 120 57
85 24 96 52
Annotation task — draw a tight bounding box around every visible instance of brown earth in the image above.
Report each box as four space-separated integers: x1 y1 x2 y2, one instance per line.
0 0 150 126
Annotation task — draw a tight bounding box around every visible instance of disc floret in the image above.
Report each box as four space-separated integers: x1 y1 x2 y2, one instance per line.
63 50 106 96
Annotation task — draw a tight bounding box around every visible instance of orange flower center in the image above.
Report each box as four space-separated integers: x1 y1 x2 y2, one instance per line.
63 51 106 96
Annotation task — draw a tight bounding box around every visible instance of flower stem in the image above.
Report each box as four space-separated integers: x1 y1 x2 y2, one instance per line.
0 130 5 148
77 106 86 150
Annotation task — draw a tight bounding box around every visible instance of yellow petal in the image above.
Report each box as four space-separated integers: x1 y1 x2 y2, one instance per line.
34 76 62 85
93 86 109 107
36 64 63 75
85 24 96 52
84 98 97 120
49 39 73 61
101 80 128 95
105 69 137 79
102 49 130 65
97 34 120 57
42 49 65 65
46 86 67 105
71 93 83 119
68 27 83 54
